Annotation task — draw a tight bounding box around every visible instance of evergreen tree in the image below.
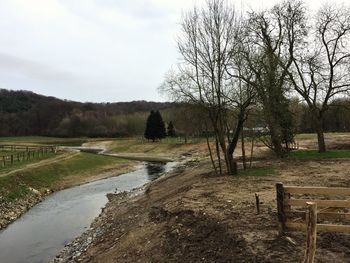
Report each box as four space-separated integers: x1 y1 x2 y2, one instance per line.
144 110 166 141
144 110 156 141
153 110 166 139
167 121 176 137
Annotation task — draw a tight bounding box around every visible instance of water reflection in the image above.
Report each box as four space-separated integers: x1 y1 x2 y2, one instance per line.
0 162 176 263
146 162 166 181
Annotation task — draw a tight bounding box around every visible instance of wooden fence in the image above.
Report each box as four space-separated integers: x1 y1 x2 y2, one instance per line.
276 183 350 262
276 183 350 233
0 145 57 167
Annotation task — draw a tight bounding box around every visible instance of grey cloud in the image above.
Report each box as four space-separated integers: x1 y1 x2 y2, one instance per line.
0 53 75 82
95 0 167 20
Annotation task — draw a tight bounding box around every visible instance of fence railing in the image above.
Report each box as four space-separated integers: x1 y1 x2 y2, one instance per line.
0 145 57 167
276 183 350 262
276 183 350 233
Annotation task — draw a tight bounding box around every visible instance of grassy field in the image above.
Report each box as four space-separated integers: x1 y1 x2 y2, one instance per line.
288 149 350 159
295 132 350 140
0 136 106 146
0 152 129 203
0 151 57 173
0 150 19 156
109 137 205 154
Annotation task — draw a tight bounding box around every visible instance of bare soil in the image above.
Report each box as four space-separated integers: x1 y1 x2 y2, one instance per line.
55 135 350 263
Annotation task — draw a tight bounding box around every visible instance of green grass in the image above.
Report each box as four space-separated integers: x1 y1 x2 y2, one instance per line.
0 150 18 156
289 150 350 159
0 152 57 173
110 137 204 153
0 152 128 203
0 136 92 146
238 167 274 177
295 132 350 141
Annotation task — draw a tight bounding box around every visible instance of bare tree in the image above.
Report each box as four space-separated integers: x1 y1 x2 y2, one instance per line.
232 0 306 157
161 0 254 175
288 4 350 152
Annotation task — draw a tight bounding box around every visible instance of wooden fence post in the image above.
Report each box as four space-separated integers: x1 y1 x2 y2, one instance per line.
276 182 286 235
255 193 260 214
2 156 5 167
304 202 317 263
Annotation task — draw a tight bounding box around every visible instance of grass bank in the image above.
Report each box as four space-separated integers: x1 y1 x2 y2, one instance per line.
0 152 130 203
288 150 350 159
108 137 205 154
0 152 57 174
0 136 109 146
0 152 133 229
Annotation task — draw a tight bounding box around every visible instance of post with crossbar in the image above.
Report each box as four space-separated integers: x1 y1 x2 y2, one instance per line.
304 202 317 263
276 182 286 235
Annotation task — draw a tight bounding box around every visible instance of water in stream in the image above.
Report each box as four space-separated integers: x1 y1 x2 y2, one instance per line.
0 162 176 263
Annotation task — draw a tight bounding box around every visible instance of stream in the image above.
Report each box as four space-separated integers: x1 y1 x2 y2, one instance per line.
0 162 176 263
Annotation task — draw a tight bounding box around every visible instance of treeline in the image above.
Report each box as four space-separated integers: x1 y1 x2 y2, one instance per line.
1 89 350 139
292 99 350 133
0 89 174 137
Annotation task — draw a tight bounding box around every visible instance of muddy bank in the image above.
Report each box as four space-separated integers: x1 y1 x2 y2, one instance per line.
53 155 350 263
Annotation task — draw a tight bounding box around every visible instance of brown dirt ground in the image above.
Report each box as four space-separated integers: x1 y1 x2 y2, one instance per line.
72 135 350 263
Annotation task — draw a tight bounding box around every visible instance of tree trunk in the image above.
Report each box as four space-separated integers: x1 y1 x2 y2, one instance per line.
249 136 254 168
241 128 247 170
316 117 326 153
225 150 237 175
215 136 223 175
225 110 246 175
268 120 286 158
205 133 218 175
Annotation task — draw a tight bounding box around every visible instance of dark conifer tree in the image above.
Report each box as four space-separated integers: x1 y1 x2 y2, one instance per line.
167 121 176 137
144 110 166 141
153 110 166 140
144 110 156 141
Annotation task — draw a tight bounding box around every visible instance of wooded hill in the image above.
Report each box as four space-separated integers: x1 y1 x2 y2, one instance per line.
1 89 350 138
0 89 175 137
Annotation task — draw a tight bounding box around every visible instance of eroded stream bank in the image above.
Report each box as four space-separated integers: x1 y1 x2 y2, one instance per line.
0 162 176 263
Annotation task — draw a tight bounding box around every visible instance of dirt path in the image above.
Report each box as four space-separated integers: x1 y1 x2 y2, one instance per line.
0 151 79 178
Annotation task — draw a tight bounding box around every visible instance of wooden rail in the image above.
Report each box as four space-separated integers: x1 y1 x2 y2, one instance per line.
276 183 350 233
0 146 57 168
276 183 350 262
0 144 57 152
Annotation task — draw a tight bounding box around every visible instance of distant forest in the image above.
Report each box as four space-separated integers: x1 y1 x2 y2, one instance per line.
0 89 350 138
0 89 175 137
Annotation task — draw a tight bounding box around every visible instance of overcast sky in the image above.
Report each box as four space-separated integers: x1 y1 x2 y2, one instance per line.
0 0 345 102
